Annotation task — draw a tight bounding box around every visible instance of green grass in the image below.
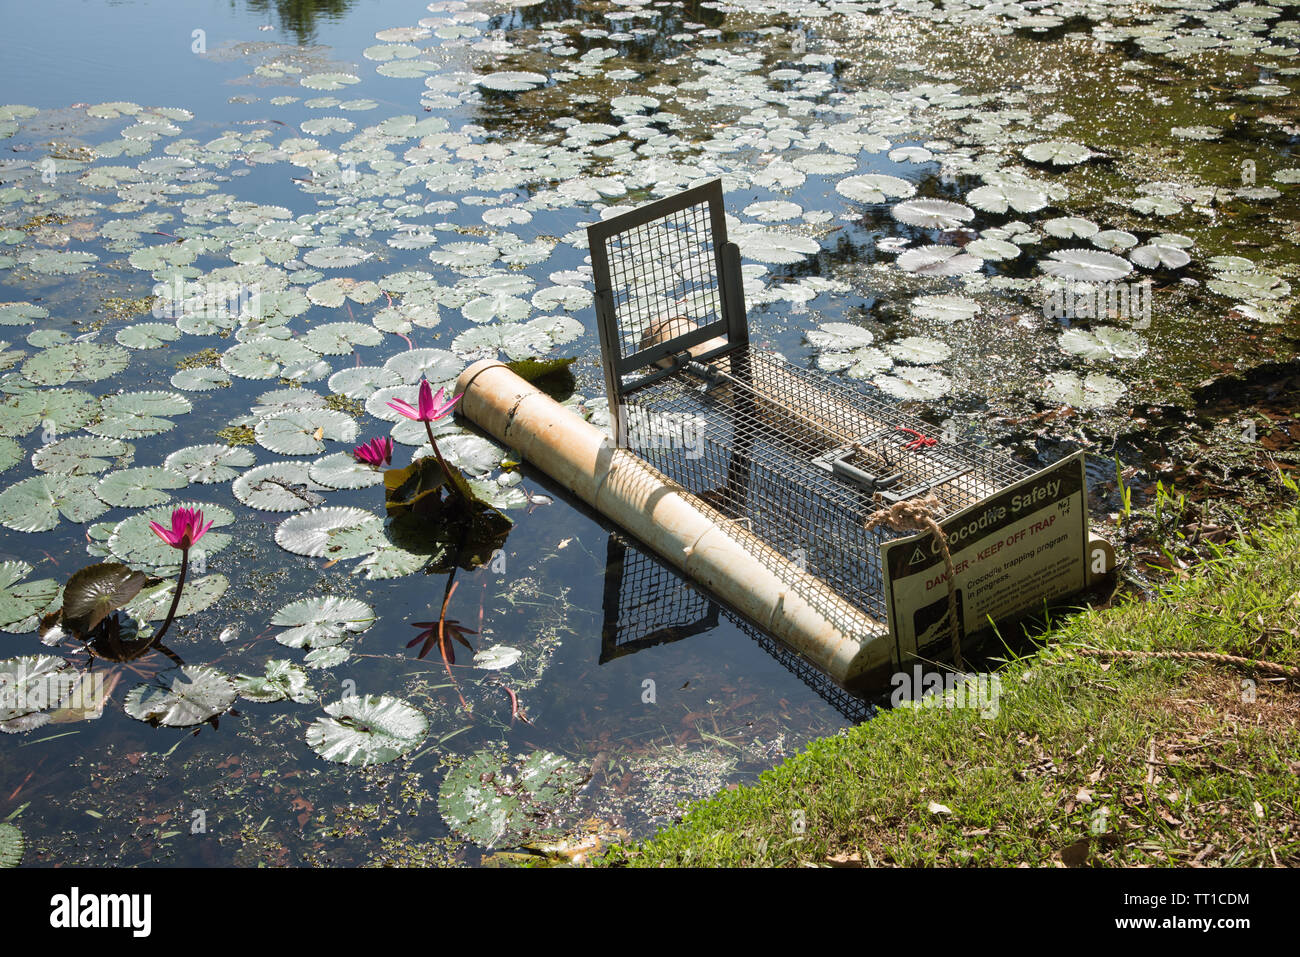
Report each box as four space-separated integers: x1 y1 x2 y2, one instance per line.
600 507 1300 867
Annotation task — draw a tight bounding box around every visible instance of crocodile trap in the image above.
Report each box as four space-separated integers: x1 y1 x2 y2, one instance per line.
588 180 1106 685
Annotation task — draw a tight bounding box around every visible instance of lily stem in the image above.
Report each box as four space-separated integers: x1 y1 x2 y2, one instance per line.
424 419 464 503
151 546 189 646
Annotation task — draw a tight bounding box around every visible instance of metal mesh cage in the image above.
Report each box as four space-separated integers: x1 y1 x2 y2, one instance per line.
588 180 1034 670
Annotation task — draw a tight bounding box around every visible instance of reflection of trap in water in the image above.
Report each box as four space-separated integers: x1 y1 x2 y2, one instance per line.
600 533 872 722
588 181 1103 688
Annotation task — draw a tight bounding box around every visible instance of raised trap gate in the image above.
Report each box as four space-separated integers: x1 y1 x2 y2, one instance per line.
589 180 1103 682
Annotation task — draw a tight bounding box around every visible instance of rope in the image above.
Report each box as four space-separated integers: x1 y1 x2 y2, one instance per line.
864 493 962 670
1066 647 1300 681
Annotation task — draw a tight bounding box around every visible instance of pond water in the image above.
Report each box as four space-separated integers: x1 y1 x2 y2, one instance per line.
0 0 1296 866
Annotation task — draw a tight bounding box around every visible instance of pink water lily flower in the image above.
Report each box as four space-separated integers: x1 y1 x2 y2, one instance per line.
149 506 213 550
387 379 461 423
353 436 394 467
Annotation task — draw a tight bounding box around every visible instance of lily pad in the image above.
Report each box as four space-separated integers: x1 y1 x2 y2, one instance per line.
910 295 980 323
104 501 234 574
0 561 60 633
473 645 522 671
124 665 237 727
271 595 375 649
306 694 427 767
255 409 357 456
95 466 189 508
0 389 99 438
1044 371 1127 410
438 748 586 848
309 452 384 490
32 436 131 476
125 574 229 622
897 245 983 276
0 655 75 733
275 506 385 559
163 444 255 484
235 659 315 704
171 368 231 392
1040 249 1132 282
886 337 952 365
836 174 916 204
22 342 129 387
232 462 325 512
87 391 192 440
0 824 22 867
0 474 108 531
61 563 147 637
966 182 1048 214
1058 327 1147 360
872 368 952 400
1022 140 1093 165
890 199 974 229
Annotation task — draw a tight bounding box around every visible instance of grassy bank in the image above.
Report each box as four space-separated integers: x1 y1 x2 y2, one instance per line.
601 506 1300 867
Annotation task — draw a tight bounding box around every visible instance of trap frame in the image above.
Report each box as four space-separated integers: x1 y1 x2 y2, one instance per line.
588 180 1045 670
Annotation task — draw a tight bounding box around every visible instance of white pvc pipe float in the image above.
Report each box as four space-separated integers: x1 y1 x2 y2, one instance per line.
455 359 895 689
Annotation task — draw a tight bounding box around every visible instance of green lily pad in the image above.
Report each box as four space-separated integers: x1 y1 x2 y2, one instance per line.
872 368 952 400
171 368 231 392
0 561 60 633
1058 327 1147 360
86 391 192 439
306 694 427 767
124 665 237 727
22 342 129 387
232 462 325 512
327 365 401 399
1044 371 1127 410
0 655 75 733
163 444 255 484
95 466 189 508
0 437 19 474
235 659 315 703
125 574 228 622
32 436 131 475
0 474 108 531
275 506 385 559
104 501 234 575
0 389 99 438
271 595 374 649
309 452 384 489
438 748 586 848
0 824 22 867
255 409 357 456
116 323 180 350
61 563 147 637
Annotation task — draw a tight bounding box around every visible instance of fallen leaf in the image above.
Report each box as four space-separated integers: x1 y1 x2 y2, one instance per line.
826 851 864 867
